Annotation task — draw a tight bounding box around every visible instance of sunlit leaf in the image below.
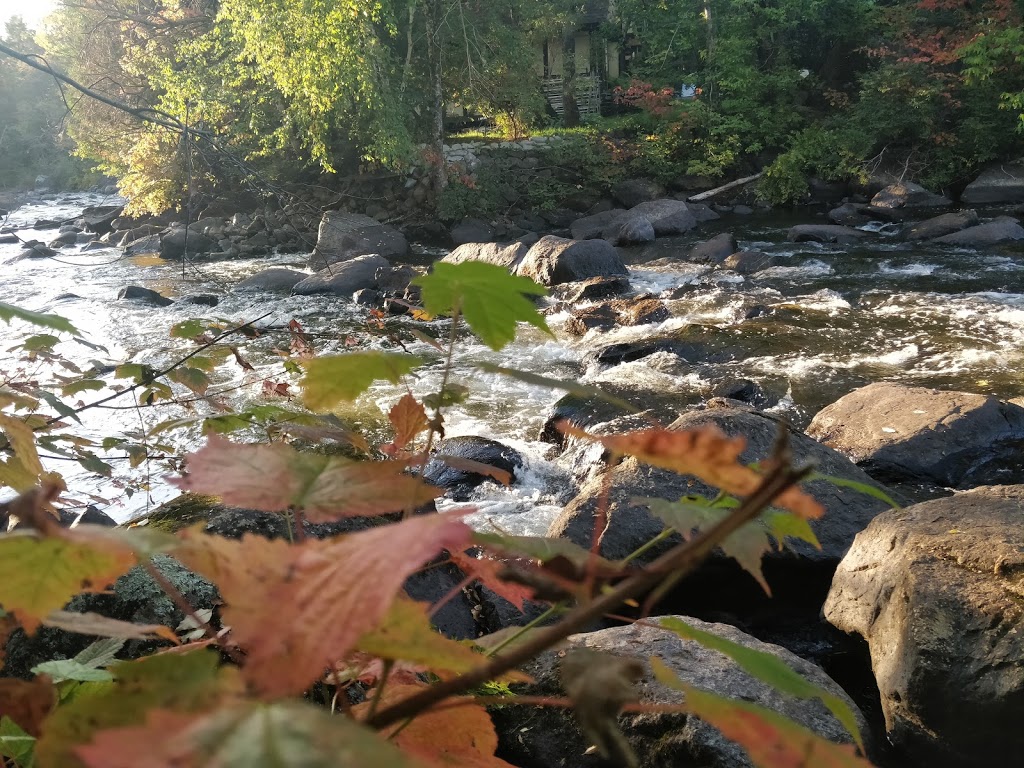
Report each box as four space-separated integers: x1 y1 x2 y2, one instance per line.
30 661 113 685
0 414 44 480
169 319 209 339
167 367 211 396
0 715 36 767
449 550 533 611
473 532 615 569
414 261 551 351
172 436 439 521
41 611 177 644
387 394 429 454
177 511 472 697
565 424 824 521
0 303 78 335
61 380 105 397
300 353 422 409
659 618 863 749
808 472 901 509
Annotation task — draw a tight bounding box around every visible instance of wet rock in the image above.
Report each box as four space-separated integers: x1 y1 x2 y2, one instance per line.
570 209 627 240
929 217 1024 246
293 254 390 297
492 619 869 768
48 231 78 248
117 286 174 306
828 203 872 227
515 235 627 286
310 211 409 270
451 217 495 245
611 178 666 208
79 205 124 235
720 250 779 274
33 219 60 230
824 485 1024 768
688 232 737 264
711 378 766 405
549 407 896 566
628 199 699 236
685 202 721 223
124 234 161 256
903 209 979 241
788 224 868 244
423 436 524 502
234 267 308 293
179 294 220 307
607 214 656 245
960 159 1024 204
565 304 618 335
353 288 380 306
0 234 18 245
553 276 631 303
733 204 754 215
565 298 669 336
442 241 528 270
159 227 219 259
806 382 1024 489
871 181 951 209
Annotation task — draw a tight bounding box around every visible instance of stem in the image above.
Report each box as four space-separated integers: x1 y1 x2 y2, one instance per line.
484 602 565 657
366 460 812 730
365 660 395 722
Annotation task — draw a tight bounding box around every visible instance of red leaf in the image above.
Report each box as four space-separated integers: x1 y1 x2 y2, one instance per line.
177 512 472 697
385 394 430 456
0 675 56 736
449 550 532 611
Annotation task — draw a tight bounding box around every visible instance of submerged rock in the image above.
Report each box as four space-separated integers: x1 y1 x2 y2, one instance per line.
720 250 779 274
423 436 524 501
825 485 1024 768
117 286 174 306
788 224 868 244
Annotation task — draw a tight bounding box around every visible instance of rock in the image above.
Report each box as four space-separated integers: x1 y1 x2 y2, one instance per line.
688 232 737 264
828 203 872 226
929 217 1024 246
871 181 951 209
960 159 1024 204
117 286 174 306
124 234 162 256
607 214 656 245
292 254 390 296
565 298 669 336
549 407 895 566
732 204 754 215
611 178 665 208
187 216 226 235
570 209 627 240
234 268 308 293
903 209 979 240
241 232 271 252
711 378 767 405
553 276 631 303
515 236 627 286
565 304 617 335
628 199 699 236
80 205 124 234
310 211 408 270
33 219 60 230
116 225 163 246
423 436 524 501
0 234 18 245
492 618 868 768
450 217 495 245
806 382 1024 489
48 231 78 248
178 294 220 307
720 250 779 274
159 227 218 259
353 288 380 306
685 202 721 223
788 224 868 244
442 241 528 270
824 485 1024 768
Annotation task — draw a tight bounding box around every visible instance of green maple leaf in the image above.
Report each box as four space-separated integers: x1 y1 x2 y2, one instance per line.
300 352 421 409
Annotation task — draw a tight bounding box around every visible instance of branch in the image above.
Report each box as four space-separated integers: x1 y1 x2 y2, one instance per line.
686 172 763 202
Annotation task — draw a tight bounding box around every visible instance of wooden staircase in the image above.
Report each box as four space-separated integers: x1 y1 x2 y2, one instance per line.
542 74 603 119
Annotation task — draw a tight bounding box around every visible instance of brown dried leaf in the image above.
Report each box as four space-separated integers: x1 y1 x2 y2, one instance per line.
433 456 512 487
0 675 56 736
386 394 430 455
42 611 178 644
177 512 472 697
449 551 533 611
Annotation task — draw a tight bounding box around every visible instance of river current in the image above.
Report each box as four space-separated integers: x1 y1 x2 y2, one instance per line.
3 193 1023 530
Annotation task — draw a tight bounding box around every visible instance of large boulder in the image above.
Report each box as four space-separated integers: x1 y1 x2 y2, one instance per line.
903 209 979 241
570 209 627 241
611 178 665 208
234 268 309 293
628 199 699 236
423 436 524 501
687 232 737 264
788 225 869 244
960 159 1024 204
450 217 495 245
929 217 1024 246
515 235 627 286
549 406 896 567
441 241 528 270
870 181 951 209
292 254 390 296
720 250 779 274
605 214 656 245
492 618 868 768
824 485 1024 768
806 382 1024 489
80 205 124 235
310 211 408 270
123 234 161 256
159 227 218 259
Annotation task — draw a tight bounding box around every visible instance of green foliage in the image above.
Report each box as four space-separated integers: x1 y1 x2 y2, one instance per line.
758 126 870 204
300 353 423 410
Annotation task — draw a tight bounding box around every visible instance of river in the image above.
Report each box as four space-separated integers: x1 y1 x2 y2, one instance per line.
3 192 1024 531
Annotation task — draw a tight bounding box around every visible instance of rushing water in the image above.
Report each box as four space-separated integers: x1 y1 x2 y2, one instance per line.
3 193 1024 530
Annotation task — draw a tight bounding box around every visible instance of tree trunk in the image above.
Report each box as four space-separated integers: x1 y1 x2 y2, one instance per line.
561 31 580 128
423 0 447 197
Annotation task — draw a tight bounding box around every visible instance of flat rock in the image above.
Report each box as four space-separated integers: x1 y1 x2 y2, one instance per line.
824 485 1024 768
806 382 1024 488
570 209 627 240
234 268 309 293
310 211 408 270
492 618 868 768
903 210 979 241
688 232 737 264
441 241 528 270
515 235 627 286
871 181 951 209
292 254 390 296
720 250 779 274
788 224 868 244
611 178 665 208
961 159 1024 204
929 217 1024 246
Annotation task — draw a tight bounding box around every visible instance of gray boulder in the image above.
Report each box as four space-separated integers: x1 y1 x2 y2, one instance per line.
611 178 665 208
234 268 309 293
81 205 124 234
570 209 627 241
423 436 524 501
788 224 869 244
685 202 721 223
450 217 495 245
310 211 408 270
824 485 1024 768
549 406 895 566
48 230 78 248
159 227 219 259
117 224 163 246
808 383 1024 489
493 618 868 768
124 234 161 256
828 203 872 227
117 286 174 306
961 159 1024 204
516 236 627 286
442 241 528 270
292 254 390 296
720 250 779 274
930 217 1024 246
871 181 951 209
606 215 656 245
903 210 979 241
628 199 699 236
688 232 737 264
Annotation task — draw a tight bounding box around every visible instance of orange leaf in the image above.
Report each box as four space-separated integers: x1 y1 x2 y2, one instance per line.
177 512 472 697
561 423 824 520
386 394 430 455
449 550 533 611
433 456 513 486
0 675 56 736
171 435 440 522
